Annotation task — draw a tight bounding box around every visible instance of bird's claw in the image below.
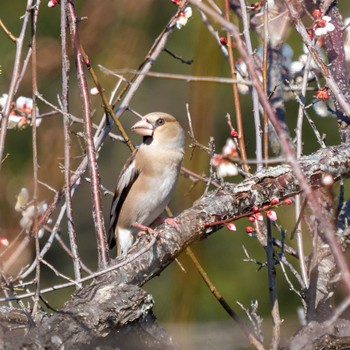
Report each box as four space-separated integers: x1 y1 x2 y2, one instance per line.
164 217 180 232
133 223 156 237
152 217 180 232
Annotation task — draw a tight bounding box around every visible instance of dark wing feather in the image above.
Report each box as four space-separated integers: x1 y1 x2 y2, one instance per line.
108 148 140 249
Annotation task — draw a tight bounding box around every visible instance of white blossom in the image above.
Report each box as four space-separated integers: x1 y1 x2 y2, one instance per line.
222 138 237 158
176 7 192 29
15 188 47 235
312 99 335 118
16 96 33 113
315 16 335 36
235 61 250 95
0 93 8 109
216 161 238 178
0 94 41 129
15 188 29 212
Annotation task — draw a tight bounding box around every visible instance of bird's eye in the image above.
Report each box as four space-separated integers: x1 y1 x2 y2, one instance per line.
156 118 165 126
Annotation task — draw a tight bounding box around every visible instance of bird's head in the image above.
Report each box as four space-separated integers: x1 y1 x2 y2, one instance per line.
131 112 185 151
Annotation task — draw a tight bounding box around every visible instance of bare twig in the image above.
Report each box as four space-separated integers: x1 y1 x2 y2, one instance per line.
225 0 249 173
265 220 281 350
30 0 40 318
99 66 252 85
61 0 82 284
67 1 109 269
40 258 82 289
0 18 17 42
238 0 263 170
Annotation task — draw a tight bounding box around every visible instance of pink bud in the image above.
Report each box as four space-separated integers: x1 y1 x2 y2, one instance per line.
245 226 255 233
219 37 227 46
270 197 279 205
318 19 326 28
253 206 259 213
230 129 238 138
48 0 58 8
255 212 264 222
84 57 91 67
226 223 237 232
249 216 255 222
283 198 293 205
312 9 322 19
211 154 222 167
266 210 277 221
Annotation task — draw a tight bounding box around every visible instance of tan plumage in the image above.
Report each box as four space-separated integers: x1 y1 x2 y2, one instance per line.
108 112 185 255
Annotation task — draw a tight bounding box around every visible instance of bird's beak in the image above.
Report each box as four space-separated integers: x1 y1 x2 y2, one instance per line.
131 117 154 137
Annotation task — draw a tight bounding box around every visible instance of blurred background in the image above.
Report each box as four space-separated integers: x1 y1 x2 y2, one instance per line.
0 1 350 348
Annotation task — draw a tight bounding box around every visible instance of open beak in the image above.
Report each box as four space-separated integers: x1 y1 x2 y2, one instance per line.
131 117 154 137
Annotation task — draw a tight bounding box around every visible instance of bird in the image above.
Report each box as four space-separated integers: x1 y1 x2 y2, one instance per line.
108 112 185 255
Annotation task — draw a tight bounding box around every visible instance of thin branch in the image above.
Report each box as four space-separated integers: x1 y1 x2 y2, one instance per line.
163 47 193 64
99 66 252 85
40 258 82 289
262 0 269 165
67 0 109 269
1 235 158 303
238 0 263 170
0 18 17 42
61 0 82 284
225 0 249 173
80 50 134 153
288 79 326 149
264 220 281 350
30 0 40 318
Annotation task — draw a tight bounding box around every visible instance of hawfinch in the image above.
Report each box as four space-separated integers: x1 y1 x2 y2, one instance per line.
108 112 185 255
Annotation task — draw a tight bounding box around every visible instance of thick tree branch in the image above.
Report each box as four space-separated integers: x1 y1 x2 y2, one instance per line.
3 142 350 348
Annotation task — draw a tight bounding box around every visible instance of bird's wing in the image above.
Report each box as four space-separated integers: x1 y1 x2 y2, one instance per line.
108 148 140 249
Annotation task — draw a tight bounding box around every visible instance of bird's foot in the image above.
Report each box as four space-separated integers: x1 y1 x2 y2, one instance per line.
133 223 155 237
153 217 180 232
